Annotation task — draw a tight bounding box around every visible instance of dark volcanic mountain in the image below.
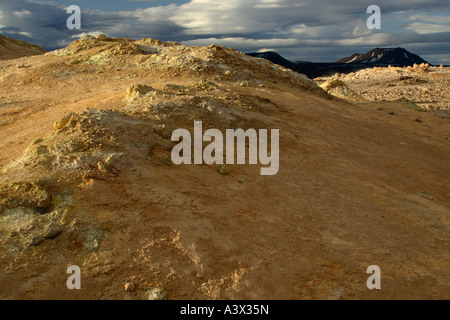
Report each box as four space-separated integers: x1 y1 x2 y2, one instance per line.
247 51 299 70
338 48 429 66
247 47 431 79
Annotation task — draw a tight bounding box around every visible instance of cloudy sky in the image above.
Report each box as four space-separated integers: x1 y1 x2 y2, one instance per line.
0 0 449 64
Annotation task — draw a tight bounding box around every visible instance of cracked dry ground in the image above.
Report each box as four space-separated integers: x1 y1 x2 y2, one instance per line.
0 36 449 299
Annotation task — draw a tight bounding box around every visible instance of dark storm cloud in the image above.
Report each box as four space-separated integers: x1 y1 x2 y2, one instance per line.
0 0 186 49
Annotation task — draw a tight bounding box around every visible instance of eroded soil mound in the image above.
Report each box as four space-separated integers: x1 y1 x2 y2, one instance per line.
0 36 449 300
315 65 450 115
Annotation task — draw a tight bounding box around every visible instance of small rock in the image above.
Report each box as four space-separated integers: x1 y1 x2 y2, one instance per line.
145 287 167 300
389 112 395 115
415 118 422 123
164 84 186 91
17 64 31 69
125 84 153 100
124 282 135 293
30 223 63 247
217 164 229 175
417 190 433 200
97 161 107 172
1 182 52 211
54 113 74 130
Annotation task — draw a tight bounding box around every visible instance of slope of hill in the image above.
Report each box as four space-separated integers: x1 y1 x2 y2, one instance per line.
0 35 449 300
0 34 46 61
338 48 429 66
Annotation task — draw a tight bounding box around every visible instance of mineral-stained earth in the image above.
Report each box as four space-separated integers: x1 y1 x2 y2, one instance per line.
0 35 449 299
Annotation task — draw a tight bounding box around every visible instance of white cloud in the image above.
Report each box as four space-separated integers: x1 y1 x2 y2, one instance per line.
258 48 276 52
406 14 450 24
71 31 107 39
406 22 450 34
182 37 299 49
13 10 32 18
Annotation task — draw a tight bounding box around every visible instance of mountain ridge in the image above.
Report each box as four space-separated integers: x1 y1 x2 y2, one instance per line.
247 47 433 78
337 47 430 65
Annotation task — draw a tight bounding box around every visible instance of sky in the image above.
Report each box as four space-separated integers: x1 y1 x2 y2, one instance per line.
0 0 449 64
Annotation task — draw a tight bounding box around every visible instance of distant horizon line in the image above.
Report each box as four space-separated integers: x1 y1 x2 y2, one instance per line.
1 32 447 66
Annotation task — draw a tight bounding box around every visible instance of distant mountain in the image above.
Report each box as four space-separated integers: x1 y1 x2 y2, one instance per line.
337 48 429 66
0 34 46 61
247 47 432 79
247 52 300 70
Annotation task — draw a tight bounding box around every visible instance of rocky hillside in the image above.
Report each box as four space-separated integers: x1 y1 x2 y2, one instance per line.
315 64 450 113
0 35 449 300
0 34 46 61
